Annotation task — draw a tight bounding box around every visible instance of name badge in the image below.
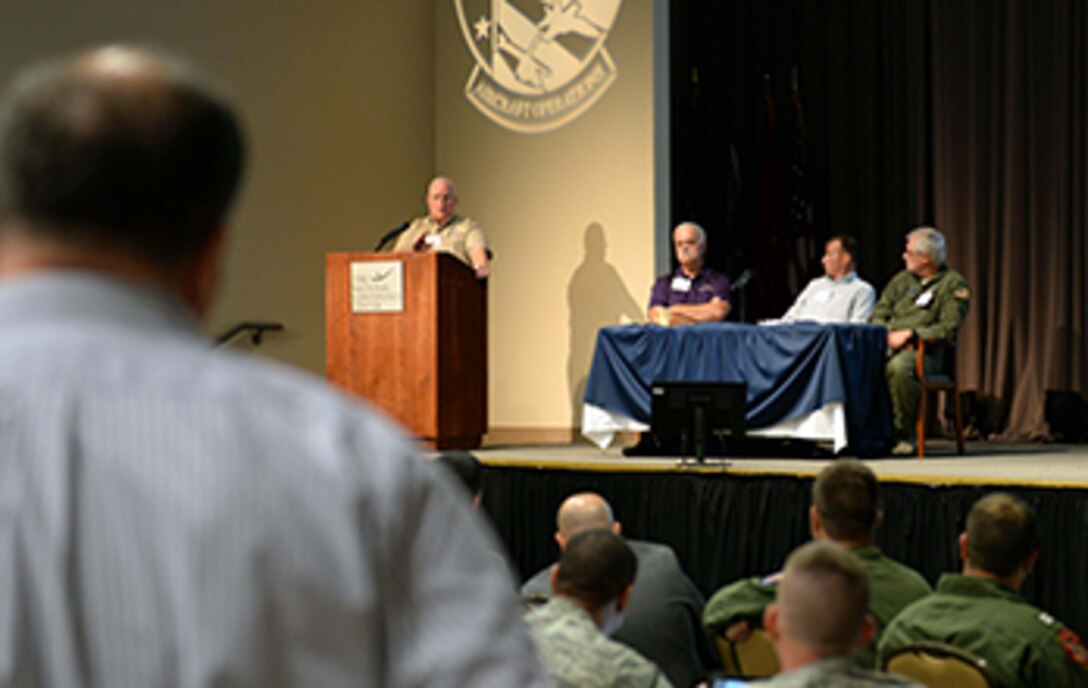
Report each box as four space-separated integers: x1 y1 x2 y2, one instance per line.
915 290 934 308
814 289 834 303
671 277 692 292
425 234 442 247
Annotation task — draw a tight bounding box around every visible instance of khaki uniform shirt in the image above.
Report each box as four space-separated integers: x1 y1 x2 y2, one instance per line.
878 574 1088 688
752 656 922 687
527 596 673 688
392 214 487 268
704 546 931 668
869 266 970 341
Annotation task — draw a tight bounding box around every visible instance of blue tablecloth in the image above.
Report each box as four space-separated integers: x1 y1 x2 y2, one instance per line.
583 322 893 456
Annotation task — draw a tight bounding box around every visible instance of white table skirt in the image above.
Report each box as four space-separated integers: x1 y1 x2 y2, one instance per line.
582 401 848 453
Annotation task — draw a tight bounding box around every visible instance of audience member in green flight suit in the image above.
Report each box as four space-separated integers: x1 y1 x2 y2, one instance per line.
879 492 1088 688
704 460 931 668
752 541 922 687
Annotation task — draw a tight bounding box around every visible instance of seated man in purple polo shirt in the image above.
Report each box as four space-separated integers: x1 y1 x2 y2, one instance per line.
648 222 732 326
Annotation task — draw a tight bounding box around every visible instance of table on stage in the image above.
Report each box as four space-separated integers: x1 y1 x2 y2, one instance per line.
582 322 894 456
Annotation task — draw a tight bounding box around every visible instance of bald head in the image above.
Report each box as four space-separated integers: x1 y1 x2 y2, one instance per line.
0 45 245 270
428 176 457 196
556 493 617 546
426 176 458 225
774 541 870 656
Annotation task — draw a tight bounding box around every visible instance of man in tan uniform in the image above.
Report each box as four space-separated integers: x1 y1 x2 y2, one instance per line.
393 176 490 278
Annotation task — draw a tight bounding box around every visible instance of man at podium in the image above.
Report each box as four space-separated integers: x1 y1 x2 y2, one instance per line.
393 176 490 278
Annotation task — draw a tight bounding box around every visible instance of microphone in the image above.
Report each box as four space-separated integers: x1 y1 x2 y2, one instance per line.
374 221 411 251
733 269 753 291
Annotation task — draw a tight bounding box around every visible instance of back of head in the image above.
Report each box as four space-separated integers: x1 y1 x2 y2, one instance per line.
556 492 615 539
812 460 878 542
777 541 869 655
965 492 1037 577
0 45 245 269
436 450 483 497
554 529 637 610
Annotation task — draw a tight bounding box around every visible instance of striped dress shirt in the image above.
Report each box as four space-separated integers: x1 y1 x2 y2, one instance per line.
0 272 544 687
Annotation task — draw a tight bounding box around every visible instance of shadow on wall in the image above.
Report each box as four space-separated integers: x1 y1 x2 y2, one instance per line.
567 222 643 429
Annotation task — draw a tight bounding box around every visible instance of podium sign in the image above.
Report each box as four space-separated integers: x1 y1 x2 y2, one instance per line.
326 252 487 449
350 260 404 313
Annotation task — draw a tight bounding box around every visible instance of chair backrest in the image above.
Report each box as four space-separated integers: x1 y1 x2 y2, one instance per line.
884 641 997 688
714 629 781 678
916 338 958 386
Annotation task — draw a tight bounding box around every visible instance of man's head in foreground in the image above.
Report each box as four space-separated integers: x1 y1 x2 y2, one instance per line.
0 45 245 316
764 541 873 671
810 459 880 546
551 529 637 634
961 492 1038 590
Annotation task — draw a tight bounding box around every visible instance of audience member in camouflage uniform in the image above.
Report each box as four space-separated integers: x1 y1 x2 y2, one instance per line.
526 530 672 688
704 460 930 668
751 541 922 687
879 493 1088 687
522 492 714 687
869 226 970 455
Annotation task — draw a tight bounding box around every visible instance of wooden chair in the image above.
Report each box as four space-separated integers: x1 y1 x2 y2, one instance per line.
884 641 996 687
915 338 965 458
714 629 780 678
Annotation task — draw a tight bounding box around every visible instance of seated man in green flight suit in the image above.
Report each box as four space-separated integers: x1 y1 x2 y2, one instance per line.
869 226 971 456
703 460 930 669
879 493 1088 687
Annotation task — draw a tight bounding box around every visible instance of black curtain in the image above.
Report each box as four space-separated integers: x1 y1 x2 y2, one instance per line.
672 0 932 320
672 0 1088 436
931 0 1088 437
481 465 1088 637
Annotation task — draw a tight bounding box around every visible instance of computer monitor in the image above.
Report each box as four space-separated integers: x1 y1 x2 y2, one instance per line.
650 382 747 462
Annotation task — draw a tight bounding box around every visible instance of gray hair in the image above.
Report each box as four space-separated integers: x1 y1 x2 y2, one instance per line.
674 221 707 246
908 226 946 265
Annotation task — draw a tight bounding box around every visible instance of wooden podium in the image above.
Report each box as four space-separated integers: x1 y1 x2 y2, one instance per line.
325 252 487 449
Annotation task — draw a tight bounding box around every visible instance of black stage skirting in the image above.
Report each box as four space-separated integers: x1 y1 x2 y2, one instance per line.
481 465 1088 636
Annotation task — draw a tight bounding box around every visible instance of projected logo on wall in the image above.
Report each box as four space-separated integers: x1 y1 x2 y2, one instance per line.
455 0 622 134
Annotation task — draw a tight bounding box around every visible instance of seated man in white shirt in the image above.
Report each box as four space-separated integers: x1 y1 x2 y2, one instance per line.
776 235 876 324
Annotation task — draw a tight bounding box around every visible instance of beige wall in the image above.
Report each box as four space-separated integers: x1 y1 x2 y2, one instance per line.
0 2 664 439
435 3 662 436
0 2 437 372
